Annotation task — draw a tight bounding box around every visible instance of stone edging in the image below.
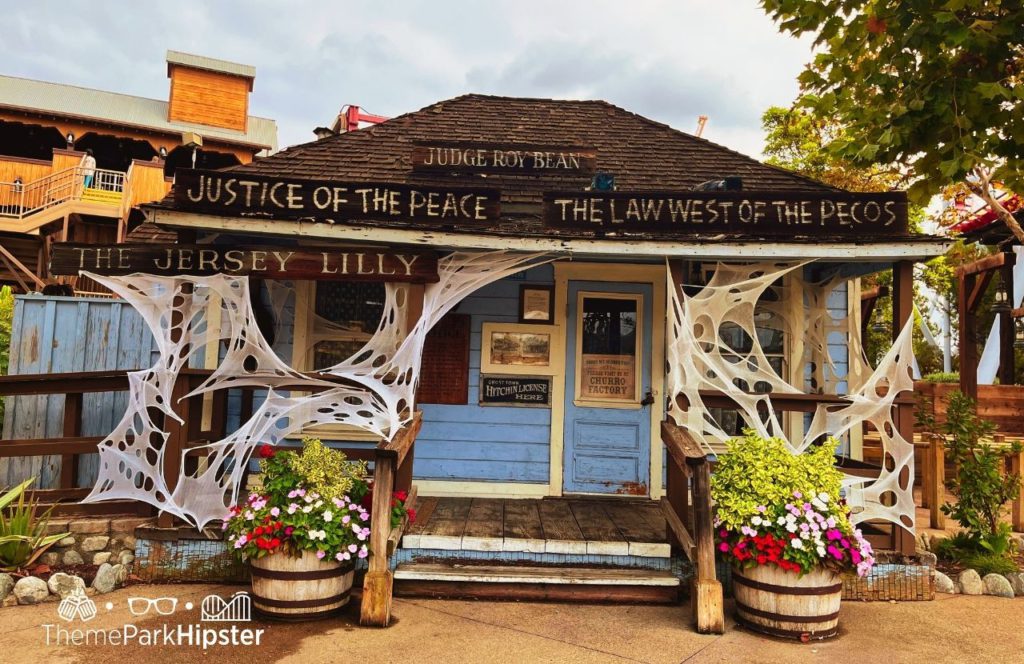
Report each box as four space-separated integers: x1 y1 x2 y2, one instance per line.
0 562 130 607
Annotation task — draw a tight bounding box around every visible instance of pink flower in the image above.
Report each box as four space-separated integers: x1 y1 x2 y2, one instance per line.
270 507 281 517
719 542 730 552
348 544 358 553
358 546 369 559
316 550 326 560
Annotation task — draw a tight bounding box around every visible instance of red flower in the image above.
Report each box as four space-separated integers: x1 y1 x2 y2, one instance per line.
258 444 276 458
394 490 408 502
270 538 281 548
407 508 417 524
254 526 264 536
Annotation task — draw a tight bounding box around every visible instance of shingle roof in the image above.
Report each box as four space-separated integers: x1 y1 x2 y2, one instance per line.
228 94 836 199
166 50 255 80
0 74 276 150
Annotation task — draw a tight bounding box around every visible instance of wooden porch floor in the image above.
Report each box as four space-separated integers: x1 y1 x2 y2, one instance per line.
402 497 671 557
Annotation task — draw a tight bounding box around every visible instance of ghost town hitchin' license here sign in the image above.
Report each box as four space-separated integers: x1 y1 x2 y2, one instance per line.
173 169 500 223
543 190 909 236
50 243 440 283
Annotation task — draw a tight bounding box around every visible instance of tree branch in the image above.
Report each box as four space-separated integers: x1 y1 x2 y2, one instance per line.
968 166 1024 245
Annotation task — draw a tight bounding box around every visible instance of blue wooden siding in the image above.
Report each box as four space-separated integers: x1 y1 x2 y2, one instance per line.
1 295 156 488
416 264 553 483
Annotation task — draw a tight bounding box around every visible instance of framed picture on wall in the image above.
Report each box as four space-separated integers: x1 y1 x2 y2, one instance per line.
519 284 554 323
480 322 560 376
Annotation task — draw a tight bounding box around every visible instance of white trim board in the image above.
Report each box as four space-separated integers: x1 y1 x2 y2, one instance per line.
151 209 952 261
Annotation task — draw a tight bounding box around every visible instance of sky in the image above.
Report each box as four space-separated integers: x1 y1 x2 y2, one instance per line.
2 1 815 158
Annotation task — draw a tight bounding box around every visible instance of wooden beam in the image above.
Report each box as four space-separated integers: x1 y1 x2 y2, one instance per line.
659 497 696 561
999 262 1016 386
960 272 980 400
0 241 46 289
0 436 104 457
967 270 995 312
690 459 724 634
661 421 705 466
378 411 423 468
892 260 917 554
60 392 83 489
929 435 946 530
956 251 1015 278
361 453 395 627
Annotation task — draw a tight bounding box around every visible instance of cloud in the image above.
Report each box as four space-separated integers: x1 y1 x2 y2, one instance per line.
0 0 813 158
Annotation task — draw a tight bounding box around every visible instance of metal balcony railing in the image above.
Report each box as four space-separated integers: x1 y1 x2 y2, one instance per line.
0 166 126 219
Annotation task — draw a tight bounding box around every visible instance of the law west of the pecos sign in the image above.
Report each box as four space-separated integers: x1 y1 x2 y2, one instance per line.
542 190 910 236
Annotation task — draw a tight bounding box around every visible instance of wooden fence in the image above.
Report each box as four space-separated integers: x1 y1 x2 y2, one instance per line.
1 294 155 488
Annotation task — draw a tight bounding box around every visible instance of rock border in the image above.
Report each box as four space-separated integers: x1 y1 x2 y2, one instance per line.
1 564 131 607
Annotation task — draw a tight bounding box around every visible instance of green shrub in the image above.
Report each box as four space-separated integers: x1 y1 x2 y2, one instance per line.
941 392 1020 540
0 478 69 571
959 551 1019 576
711 431 845 531
922 371 959 383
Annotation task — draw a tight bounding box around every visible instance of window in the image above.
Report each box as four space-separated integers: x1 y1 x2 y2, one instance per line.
575 292 642 405
307 282 386 370
292 281 388 440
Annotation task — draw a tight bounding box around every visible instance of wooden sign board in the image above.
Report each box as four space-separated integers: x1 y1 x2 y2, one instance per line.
173 168 501 224
479 375 551 407
579 354 636 401
417 313 471 404
50 243 439 283
543 190 909 236
412 142 596 175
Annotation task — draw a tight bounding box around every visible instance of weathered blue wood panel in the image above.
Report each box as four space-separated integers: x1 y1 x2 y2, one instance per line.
0 295 155 488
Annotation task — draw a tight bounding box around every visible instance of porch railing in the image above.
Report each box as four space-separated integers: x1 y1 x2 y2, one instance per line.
0 367 420 627
660 420 724 635
0 166 126 220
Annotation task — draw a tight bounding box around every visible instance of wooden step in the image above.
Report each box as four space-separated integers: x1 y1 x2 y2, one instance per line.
394 562 680 603
395 563 679 586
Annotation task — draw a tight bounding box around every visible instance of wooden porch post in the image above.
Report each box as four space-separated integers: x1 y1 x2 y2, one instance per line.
999 262 1016 386
360 283 424 627
892 260 917 554
690 456 724 634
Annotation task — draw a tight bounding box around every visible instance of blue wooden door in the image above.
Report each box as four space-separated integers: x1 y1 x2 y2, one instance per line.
563 281 653 495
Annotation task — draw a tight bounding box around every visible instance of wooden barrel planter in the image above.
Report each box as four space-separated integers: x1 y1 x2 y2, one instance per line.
732 565 842 640
250 551 355 621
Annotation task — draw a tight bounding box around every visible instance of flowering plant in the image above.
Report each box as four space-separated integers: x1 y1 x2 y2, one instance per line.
711 432 875 577
361 484 416 530
224 439 371 564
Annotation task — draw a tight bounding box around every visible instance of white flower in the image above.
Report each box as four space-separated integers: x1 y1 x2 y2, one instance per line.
776 516 786 525
785 513 797 524
817 546 827 556
751 516 763 526
308 529 326 541
302 505 313 514
791 538 804 550
323 510 334 522
786 523 798 533
811 498 826 511
817 492 830 504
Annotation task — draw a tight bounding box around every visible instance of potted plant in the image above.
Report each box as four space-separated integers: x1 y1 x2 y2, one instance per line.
224 438 376 621
712 431 875 641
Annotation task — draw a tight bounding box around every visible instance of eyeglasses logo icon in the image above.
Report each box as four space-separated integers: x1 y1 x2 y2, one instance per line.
127 596 178 616
57 587 97 622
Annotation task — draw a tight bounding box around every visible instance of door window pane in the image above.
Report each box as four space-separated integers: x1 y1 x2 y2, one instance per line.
578 296 639 401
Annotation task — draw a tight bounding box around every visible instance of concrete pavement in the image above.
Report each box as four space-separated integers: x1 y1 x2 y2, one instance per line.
0 583 1020 663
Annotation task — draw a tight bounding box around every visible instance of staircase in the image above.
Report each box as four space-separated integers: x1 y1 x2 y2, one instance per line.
0 166 125 233
391 497 683 603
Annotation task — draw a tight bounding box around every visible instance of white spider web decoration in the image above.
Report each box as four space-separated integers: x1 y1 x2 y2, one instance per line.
81 250 550 528
666 261 916 533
